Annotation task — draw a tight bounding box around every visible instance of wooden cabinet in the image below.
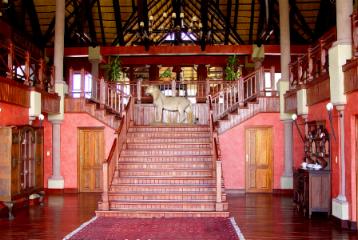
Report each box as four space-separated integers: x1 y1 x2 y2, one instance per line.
0 125 44 219
293 169 331 218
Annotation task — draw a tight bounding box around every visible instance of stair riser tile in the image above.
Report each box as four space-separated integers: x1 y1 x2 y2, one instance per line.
126 144 210 149
109 203 216 211
113 178 215 185
128 132 210 138
119 171 212 177
108 195 226 201
110 186 216 192
122 149 211 156
126 138 210 144
129 127 210 132
119 156 212 162
117 163 212 170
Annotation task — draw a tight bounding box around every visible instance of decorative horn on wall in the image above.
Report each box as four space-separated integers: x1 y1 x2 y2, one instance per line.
326 102 337 142
291 113 305 142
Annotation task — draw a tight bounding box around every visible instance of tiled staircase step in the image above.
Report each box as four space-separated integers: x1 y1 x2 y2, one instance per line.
121 148 211 156
109 201 217 211
126 143 211 149
119 169 212 177
117 162 213 170
110 184 216 192
129 126 210 132
96 210 230 218
128 132 210 138
112 177 216 185
108 192 227 201
119 155 212 163
126 137 211 144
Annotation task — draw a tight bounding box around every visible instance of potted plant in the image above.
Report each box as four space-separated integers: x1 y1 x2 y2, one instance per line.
225 55 240 81
103 56 122 81
160 68 172 81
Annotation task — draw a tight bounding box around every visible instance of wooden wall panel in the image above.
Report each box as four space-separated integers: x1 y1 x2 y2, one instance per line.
0 78 30 107
284 90 297 113
307 78 330 106
343 58 358 94
41 91 60 114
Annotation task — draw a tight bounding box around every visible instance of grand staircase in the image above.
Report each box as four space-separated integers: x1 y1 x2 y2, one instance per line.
97 124 228 218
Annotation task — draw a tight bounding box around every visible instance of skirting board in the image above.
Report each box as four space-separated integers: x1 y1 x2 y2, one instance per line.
331 215 357 231
45 188 78 194
225 189 293 195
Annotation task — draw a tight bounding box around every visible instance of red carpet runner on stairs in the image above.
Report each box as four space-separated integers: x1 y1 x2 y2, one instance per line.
65 217 239 240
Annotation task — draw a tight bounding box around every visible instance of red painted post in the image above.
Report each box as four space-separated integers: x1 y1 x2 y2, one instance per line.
68 67 74 97
37 58 44 90
80 68 85 98
7 42 13 79
24 51 30 86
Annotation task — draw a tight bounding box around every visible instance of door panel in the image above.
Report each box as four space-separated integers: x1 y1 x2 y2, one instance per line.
246 127 273 192
78 128 104 192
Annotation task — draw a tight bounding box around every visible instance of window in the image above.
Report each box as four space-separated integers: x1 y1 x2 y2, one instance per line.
71 72 92 98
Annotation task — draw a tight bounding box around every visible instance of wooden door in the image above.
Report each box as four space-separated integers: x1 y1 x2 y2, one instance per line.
78 128 104 192
245 127 273 192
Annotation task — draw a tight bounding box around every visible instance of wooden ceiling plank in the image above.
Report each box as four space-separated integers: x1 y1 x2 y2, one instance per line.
248 0 255 44
23 0 43 46
289 0 314 41
86 0 98 46
256 0 265 43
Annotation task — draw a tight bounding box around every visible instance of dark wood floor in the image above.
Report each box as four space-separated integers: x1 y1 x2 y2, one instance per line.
0 193 357 240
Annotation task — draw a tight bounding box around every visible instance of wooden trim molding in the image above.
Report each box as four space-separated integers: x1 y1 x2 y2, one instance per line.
330 215 357 231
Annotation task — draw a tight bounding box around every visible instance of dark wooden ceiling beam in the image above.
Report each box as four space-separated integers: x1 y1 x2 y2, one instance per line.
289 0 314 41
248 0 255 44
200 0 209 50
207 0 244 44
96 0 106 45
85 0 97 46
22 0 43 46
224 0 232 45
113 0 125 46
233 0 239 31
256 0 266 43
313 0 336 40
172 0 182 44
137 0 150 50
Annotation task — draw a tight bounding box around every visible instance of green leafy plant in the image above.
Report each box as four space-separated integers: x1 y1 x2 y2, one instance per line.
225 55 240 81
103 56 122 81
160 68 172 79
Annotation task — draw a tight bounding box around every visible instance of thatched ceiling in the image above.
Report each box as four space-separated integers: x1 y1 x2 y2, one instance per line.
0 0 336 49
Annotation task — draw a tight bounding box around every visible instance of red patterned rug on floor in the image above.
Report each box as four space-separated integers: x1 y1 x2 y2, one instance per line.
64 217 242 240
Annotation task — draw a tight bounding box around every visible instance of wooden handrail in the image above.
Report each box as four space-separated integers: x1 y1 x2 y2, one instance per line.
100 96 134 211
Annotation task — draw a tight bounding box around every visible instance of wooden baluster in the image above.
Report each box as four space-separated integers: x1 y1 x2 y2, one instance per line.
270 66 275 92
137 79 142 103
216 159 223 211
307 48 314 81
206 79 210 101
7 42 13 79
238 77 244 107
100 77 106 109
24 51 30 86
37 58 44 90
50 66 55 92
80 68 85 98
320 40 327 73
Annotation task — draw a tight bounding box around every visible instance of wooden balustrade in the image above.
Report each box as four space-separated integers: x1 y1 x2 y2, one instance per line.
100 96 134 211
40 90 60 114
0 41 54 92
352 10 358 58
0 76 30 107
289 28 336 89
210 67 277 121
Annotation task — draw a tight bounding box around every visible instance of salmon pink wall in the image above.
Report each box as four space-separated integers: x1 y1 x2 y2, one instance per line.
42 113 116 189
293 115 305 169
0 102 29 125
219 113 284 190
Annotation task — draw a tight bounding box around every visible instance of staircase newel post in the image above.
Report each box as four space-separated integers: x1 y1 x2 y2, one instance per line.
216 160 223 211
7 42 13 79
238 77 244 107
137 78 142 103
68 67 74 97
101 162 109 211
270 66 275 91
171 79 176 97
206 79 210 102
100 77 106 109
24 51 30 86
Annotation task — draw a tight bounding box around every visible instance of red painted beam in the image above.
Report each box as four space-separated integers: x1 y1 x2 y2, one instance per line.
46 45 308 57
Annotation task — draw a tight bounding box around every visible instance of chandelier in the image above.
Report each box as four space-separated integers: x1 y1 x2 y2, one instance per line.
0 0 9 17
137 11 210 47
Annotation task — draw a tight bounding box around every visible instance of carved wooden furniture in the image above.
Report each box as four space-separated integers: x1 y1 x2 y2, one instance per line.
0 125 44 220
293 169 331 218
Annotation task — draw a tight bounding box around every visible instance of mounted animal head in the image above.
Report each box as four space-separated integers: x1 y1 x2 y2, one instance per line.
145 85 161 100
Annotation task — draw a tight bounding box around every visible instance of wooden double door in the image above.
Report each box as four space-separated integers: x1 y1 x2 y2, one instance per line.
245 127 273 192
78 128 104 192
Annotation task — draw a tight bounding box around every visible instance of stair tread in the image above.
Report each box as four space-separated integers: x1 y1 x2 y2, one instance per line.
108 191 221 195
110 200 216 203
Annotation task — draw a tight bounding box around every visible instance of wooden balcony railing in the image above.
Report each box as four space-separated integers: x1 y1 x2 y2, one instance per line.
210 67 277 121
289 28 336 89
0 40 55 91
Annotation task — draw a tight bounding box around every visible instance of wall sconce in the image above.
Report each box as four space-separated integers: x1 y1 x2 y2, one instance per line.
291 113 305 142
38 113 44 127
326 102 337 142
